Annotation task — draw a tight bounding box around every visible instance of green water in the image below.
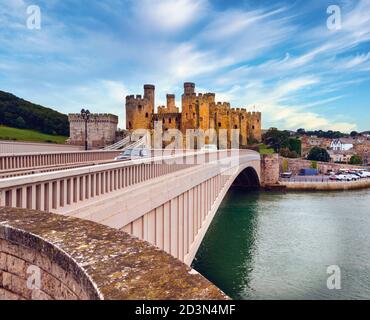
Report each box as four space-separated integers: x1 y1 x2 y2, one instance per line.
192 189 370 300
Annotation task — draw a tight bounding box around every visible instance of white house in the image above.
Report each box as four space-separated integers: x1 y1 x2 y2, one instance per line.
330 139 353 151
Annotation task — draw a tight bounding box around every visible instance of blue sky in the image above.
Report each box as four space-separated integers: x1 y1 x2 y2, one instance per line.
0 0 369 132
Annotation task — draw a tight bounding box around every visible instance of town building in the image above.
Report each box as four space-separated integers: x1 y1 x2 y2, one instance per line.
328 150 355 163
330 138 354 151
300 135 331 157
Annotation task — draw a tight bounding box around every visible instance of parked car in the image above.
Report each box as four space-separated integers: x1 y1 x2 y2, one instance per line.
333 173 359 181
114 148 150 161
281 172 292 178
201 144 218 151
349 170 370 178
361 171 370 178
347 174 360 181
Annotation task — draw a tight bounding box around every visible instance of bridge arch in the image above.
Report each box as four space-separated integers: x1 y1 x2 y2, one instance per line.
231 166 260 189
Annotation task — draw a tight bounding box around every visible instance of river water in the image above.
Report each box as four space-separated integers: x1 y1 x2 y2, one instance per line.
192 188 370 300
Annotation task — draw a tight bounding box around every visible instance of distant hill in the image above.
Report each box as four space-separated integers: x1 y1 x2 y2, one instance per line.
0 90 69 136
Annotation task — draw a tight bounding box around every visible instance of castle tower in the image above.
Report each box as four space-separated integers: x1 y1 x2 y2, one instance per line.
144 84 155 113
125 84 155 130
181 82 197 133
211 102 231 148
68 113 118 148
230 108 248 147
247 111 262 142
166 94 176 112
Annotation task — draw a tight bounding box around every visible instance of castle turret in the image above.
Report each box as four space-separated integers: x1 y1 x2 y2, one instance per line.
144 84 155 113
166 94 176 111
184 82 195 96
246 110 262 142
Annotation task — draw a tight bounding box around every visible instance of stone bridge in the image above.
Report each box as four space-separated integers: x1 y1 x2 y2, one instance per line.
0 150 261 266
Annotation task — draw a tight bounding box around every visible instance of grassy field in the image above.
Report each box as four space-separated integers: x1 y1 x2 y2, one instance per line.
0 126 68 144
258 143 274 155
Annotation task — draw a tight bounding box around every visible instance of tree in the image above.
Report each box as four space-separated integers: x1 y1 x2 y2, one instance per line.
310 161 318 169
307 147 330 162
349 155 363 165
297 128 306 135
350 131 358 137
14 116 26 128
288 138 301 156
262 128 290 152
282 158 289 172
263 129 301 158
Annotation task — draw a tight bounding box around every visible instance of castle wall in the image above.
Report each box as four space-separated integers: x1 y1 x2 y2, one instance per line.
154 112 181 131
68 114 118 149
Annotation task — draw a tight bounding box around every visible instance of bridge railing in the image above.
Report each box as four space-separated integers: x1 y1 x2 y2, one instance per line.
0 150 215 212
0 149 256 213
0 150 122 171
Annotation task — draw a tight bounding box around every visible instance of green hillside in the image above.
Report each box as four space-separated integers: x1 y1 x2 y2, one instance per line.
0 90 69 136
0 126 68 144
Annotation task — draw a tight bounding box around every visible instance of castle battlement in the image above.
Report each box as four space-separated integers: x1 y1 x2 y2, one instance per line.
247 111 262 117
68 113 118 124
216 102 231 109
126 95 146 104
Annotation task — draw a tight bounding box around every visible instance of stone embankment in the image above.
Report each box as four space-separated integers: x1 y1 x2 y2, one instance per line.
279 179 370 191
261 154 369 191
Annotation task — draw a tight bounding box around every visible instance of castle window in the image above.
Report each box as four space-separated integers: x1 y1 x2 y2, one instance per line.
162 118 165 123
138 105 142 111
257 119 260 123
234 125 238 129
218 122 221 127
252 125 255 129
193 113 195 117
145 112 148 118
227 112 229 116
128 122 132 129
242 116 244 120
169 118 172 123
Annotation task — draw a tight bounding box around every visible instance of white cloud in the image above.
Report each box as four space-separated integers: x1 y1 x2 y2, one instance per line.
132 0 207 32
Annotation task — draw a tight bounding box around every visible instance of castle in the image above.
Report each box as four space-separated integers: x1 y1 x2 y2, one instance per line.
67 82 262 149
68 113 118 148
126 82 262 147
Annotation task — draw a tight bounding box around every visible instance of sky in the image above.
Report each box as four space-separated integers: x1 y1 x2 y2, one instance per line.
0 0 369 132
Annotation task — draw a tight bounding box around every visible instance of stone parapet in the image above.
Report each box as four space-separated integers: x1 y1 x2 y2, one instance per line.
0 207 228 300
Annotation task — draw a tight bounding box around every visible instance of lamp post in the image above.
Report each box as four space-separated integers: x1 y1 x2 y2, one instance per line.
80 108 90 151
